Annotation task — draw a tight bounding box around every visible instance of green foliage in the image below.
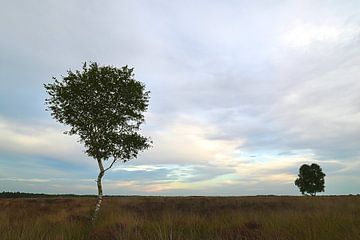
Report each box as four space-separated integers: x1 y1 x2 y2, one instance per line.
44 62 151 162
295 163 326 196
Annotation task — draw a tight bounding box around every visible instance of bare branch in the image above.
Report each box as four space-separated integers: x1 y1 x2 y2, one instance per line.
104 158 117 172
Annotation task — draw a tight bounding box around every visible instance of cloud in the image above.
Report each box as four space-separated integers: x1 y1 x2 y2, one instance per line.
136 115 246 165
0 117 93 165
0 177 50 183
1 0 360 195
281 23 358 48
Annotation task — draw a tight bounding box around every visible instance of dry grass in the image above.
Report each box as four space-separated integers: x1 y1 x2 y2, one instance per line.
1 196 359 240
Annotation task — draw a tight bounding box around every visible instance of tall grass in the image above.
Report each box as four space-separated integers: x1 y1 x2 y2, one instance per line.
1 196 359 239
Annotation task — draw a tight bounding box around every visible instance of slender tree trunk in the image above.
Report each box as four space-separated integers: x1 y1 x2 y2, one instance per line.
92 158 105 222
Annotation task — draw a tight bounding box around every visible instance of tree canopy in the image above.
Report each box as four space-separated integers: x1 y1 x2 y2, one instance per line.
295 163 326 196
44 62 151 162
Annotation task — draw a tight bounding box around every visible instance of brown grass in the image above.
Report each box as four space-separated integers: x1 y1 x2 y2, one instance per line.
1 196 359 239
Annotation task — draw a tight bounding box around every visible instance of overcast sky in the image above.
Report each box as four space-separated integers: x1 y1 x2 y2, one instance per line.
1 0 360 195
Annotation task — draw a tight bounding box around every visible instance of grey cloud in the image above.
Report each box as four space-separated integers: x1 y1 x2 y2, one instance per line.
198 28 360 161
1 0 360 195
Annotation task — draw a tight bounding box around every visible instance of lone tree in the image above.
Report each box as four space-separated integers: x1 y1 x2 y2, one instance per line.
44 62 151 220
295 163 325 196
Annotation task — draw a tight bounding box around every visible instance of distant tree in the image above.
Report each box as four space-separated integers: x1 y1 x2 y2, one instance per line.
44 62 151 221
295 163 325 196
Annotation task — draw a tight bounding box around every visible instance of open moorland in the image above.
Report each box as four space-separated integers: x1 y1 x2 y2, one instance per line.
1 195 360 240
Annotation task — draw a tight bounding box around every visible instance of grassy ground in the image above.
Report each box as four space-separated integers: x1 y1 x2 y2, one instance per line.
1 196 359 240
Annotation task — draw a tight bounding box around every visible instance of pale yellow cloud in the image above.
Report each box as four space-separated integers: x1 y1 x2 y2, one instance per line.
139 115 245 165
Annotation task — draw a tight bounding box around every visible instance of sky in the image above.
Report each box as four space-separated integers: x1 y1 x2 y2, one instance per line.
1 0 360 196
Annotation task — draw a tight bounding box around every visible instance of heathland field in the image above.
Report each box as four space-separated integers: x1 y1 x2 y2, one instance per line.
1 196 360 240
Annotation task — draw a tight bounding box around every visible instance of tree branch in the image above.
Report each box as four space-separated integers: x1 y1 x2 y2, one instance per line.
104 158 117 172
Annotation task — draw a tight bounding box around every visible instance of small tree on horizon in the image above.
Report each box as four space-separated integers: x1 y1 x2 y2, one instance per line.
295 163 325 196
44 62 151 221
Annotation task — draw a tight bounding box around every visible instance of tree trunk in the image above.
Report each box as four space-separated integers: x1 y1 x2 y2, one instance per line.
92 158 105 222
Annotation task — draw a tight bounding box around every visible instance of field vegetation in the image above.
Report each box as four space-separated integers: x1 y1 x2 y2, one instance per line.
1 195 359 240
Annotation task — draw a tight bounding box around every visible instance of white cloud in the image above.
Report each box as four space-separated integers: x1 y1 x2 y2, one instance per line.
0 117 90 165
282 23 357 48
